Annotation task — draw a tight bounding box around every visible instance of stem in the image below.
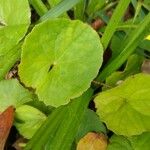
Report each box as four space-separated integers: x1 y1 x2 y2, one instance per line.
29 0 48 16
103 1 118 11
117 24 137 30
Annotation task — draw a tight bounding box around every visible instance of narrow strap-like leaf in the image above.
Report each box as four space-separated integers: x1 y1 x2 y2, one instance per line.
24 106 65 150
97 12 150 82
25 89 93 150
39 0 81 22
101 0 131 49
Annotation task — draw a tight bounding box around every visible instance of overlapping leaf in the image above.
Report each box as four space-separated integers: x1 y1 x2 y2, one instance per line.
25 89 93 150
15 105 47 139
19 19 103 107
0 0 30 79
107 132 150 150
0 79 33 112
104 54 143 89
95 73 150 136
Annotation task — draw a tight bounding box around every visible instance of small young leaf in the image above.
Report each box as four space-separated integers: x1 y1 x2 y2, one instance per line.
15 105 47 139
19 19 103 107
95 73 150 136
104 54 143 89
0 79 33 112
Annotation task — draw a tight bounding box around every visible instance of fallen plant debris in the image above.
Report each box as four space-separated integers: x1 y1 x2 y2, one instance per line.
91 18 105 30
0 106 14 150
77 132 108 150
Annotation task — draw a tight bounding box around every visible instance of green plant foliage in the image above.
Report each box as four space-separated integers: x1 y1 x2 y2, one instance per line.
47 0 68 18
86 0 105 16
110 32 126 60
95 73 150 136
108 135 131 150
144 0 150 7
48 0 62 7
1 0 150 147
131 0 145 19
107 132 150 150
15 105 47 139
15 98 106 142
97 12 150 81
19 18 103 107
0 0 30 79
26 98 55 115
75 109 106 142
104 54 143 89
0 79 33 112
25 89 93 150
74 0 87 21
101 0 131 49
39 0 81 21
140 39 150 52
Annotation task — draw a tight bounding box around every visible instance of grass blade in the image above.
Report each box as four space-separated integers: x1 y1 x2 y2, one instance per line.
46 90 93 150
97 12 150 82
101 0 131 49
25 89 93 150
25 106 65 150
39 0 81 22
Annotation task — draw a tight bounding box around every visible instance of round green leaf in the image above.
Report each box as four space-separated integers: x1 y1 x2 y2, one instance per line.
15 105 47 139
0 79 33 112
94 73 150 136
0 0 30 78
19 19 103 107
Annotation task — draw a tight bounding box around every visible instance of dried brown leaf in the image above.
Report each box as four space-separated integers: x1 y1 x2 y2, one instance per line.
77 132 108 150
0 106 14 150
